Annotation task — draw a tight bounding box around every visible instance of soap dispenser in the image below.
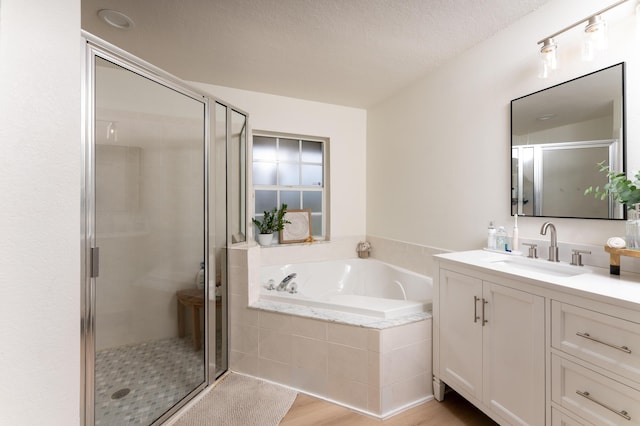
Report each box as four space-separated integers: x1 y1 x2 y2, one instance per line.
487 221 497 250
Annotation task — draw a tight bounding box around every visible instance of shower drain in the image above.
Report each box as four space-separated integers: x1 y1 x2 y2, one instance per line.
111 388 131 400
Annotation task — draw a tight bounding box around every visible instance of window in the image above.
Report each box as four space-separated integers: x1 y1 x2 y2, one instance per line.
252 133 328 240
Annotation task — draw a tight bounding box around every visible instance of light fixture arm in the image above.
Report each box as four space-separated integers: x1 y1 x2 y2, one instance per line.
537 0 629 45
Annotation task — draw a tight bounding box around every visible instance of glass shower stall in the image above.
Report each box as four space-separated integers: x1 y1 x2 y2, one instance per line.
81 35 247 425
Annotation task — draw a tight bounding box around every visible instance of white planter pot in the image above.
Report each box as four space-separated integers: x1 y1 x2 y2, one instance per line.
257 233 274 246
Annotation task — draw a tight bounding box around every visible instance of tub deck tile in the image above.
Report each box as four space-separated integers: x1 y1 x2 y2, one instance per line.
249 299 431 329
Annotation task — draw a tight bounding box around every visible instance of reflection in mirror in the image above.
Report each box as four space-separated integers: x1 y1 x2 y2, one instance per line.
511 63 625 219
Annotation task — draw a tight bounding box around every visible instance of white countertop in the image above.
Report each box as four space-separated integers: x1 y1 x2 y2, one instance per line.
435 250 640 309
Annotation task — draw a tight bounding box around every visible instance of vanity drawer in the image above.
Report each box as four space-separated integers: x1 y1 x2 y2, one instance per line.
552 354 640 425
551 406 592 426
551 301 640 383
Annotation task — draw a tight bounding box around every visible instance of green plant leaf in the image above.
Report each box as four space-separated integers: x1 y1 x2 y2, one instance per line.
252 203 291 234
585 162 640 210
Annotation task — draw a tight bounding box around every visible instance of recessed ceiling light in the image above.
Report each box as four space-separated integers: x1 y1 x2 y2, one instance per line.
98 9 134 30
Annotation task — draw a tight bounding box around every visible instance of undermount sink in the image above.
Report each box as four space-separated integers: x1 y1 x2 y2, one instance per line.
491 256 591 278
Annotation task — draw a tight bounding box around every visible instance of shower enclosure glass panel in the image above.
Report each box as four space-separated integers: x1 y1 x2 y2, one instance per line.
230 110 247 243
212 102 228 378
93 56 206 425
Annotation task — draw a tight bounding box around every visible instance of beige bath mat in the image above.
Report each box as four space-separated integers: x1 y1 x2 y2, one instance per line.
172 373 297 426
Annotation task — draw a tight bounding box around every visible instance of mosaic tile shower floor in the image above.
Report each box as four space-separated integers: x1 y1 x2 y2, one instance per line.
95 337 204 425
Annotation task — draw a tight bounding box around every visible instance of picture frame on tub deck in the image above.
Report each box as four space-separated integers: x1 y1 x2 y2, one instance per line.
279 209 312 244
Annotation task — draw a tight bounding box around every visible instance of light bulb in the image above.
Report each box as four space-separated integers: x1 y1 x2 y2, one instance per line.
538 38 558 79
582 15 607 61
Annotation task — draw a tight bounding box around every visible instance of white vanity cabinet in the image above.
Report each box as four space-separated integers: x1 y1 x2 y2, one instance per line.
434 268 545 425
434 250 640 426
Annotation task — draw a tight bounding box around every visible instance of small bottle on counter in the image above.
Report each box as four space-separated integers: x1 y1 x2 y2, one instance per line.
487 221 497 250
496 226 508 251
512 214 519 252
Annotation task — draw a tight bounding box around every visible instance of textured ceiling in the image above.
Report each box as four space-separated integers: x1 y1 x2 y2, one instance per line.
82 0 550 108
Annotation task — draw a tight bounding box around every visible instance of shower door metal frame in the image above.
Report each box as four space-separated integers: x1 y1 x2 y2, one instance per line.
81 32 212 426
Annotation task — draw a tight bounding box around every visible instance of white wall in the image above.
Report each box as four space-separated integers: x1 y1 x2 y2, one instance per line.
0 0 81 424
190 83 368 242
367 0 640 251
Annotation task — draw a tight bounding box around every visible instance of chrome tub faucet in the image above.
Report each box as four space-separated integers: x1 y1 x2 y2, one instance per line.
277 273 297 291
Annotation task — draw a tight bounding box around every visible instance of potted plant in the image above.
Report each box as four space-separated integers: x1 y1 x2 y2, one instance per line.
586 162 640 249
252 203 291 246
584 162 640 209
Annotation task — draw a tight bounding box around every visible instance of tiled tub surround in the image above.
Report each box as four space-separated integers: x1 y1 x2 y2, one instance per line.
228 244 433 417
365 235 449 278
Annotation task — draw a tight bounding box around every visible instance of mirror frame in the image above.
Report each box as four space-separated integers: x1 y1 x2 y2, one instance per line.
510 62 626 220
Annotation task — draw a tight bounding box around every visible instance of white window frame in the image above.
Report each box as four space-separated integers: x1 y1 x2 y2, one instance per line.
252 131 330 241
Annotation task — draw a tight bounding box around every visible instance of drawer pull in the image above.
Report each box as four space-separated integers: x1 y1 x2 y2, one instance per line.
576 390 631 421
482 299 488 326
473 296 480 323
576 332 632 354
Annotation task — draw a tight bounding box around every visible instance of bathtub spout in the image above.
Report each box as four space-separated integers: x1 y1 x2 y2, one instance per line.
277 273 297 291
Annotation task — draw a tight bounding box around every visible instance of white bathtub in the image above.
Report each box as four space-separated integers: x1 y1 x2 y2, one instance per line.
259 258 432 319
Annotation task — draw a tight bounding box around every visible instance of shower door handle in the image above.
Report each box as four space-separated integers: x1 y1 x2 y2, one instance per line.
91 247 100 278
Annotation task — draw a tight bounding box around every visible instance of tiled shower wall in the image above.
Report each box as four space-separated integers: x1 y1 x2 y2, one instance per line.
227 244 432 416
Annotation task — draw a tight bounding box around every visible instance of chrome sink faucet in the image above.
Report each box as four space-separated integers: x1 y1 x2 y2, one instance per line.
540 221 559 262
277 273 297 291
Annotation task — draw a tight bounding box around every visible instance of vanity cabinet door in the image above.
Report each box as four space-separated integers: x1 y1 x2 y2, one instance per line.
439 269 483 400
483 282 545 426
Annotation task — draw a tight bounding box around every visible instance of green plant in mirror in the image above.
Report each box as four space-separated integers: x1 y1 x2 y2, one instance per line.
252 204 291 234
584 162 640 209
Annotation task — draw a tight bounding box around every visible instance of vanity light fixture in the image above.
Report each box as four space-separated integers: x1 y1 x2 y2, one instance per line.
582 15 608 61
537 0 629 78
98 9 135 30
538 38 558 79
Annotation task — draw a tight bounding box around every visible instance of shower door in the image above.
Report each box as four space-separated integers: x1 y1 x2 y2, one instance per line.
85 51 208 425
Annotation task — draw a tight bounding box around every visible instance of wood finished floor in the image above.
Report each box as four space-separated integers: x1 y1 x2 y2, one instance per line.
280 391 499 426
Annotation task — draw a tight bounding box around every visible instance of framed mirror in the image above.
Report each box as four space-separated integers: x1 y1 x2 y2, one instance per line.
511 62 625 219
